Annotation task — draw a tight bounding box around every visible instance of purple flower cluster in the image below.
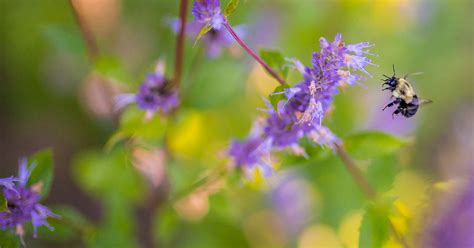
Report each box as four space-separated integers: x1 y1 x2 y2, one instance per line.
169 18 245 58
426 170 474 247
116 62 179 118
187 0 245 58
271 172 314 237
0 158 58 241
192 0 225 29
229 34 376 175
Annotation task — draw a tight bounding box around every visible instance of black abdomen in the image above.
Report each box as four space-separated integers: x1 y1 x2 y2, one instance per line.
401 95 419 118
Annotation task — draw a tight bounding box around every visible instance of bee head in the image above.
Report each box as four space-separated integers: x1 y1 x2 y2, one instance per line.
381 64 399 88
382 74 398 87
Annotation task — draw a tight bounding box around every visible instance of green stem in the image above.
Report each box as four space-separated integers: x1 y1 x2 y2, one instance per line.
335 143 410 248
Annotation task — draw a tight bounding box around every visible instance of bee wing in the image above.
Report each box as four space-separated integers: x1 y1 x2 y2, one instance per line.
418 98 433 107
403 72 424 79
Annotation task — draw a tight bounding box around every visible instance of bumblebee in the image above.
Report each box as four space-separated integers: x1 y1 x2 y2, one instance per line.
381 65 431 118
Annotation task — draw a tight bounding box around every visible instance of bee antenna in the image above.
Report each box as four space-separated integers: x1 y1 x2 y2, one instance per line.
392 64 396 77
382 74 390 78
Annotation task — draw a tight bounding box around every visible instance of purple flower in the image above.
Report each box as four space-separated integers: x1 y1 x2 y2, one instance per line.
0 158 59 241
425 171 474 247
115 61 179 117
135 73 179 112
168 17 245 58
271 172 314 237
228 137 272 177
192 0 225 29
264 110 303 149
227 34 376 176
275 34 376 145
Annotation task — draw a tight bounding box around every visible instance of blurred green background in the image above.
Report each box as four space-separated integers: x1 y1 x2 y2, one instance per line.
0 0 472 247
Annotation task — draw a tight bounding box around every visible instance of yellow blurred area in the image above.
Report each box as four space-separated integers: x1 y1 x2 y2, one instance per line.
168 108 255 161
382 237 405 248
387 170 429 215
340 0 415 30
433 178 464 192
298 224 343 248
168 111 207 158
338 210 363 248
243 210 287 248
247 63 279 97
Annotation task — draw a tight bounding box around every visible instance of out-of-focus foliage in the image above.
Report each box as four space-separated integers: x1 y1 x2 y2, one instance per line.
0 0 472 247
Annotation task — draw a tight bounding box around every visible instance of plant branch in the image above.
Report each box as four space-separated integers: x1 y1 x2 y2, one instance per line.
173 0 189 87
68 0 99 61
224 22 285 85
335 143 410 248
335 143 376 199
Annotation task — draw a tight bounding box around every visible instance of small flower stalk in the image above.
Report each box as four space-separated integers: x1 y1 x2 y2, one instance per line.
0 158 59 243
228 34 376 176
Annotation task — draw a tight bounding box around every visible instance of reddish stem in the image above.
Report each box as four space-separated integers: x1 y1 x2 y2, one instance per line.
224 22 285 85
173 0 189 87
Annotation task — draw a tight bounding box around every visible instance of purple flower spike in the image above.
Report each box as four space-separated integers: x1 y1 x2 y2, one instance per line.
192 0 225 29
226 33 376 176
0 158 58 241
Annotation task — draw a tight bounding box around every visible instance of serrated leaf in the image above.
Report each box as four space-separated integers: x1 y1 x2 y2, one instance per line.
27 149 54 199
260 49 289 79
269 84 289 108
344 131 408 160
194 24 212 47
359 200 393 248
0 230 21 248
223 0 239 17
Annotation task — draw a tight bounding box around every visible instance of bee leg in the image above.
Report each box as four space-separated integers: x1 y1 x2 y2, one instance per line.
383 99 400 111
392 109 401 119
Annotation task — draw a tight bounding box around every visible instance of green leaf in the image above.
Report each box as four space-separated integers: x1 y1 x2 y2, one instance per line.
0 230 20 248
37 205 95 243
42 25 85 55
305 157 365 227
194 24 212 47
0 195 7 212
27 149 54 199
367 155 400 192
268 84 289 109
72 147 146 202
105 107 168 150
259 49 289 79
89 198 138 247
359 199 393 248
93 56 131 84
223 0 239 17
344 131 409 160
155 205 180 247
